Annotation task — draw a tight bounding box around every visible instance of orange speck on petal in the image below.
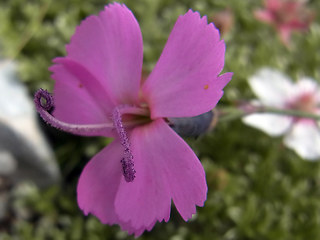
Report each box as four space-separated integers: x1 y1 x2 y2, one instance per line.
204 84 209 90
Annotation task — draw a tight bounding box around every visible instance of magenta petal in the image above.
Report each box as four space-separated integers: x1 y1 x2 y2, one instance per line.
115 119 207 231
120 219 158 238
77 139 153 237
77 140 123 225
66 3 143 104
142 10 232 118
51 58 115 129
115 120 171 229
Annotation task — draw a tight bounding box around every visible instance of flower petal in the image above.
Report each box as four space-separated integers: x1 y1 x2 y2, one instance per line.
295 77 320 97
265 0 282 10
77 140 123 225
115 119 207 231
284 120 320 160
243 113 293 136
288 77 320 110
77 139 158 237
254 10 274 23
51 58 115 128
248 68 294 107
119 219 157 238
278 26 291 45
142 10 232 119
66 3 143 104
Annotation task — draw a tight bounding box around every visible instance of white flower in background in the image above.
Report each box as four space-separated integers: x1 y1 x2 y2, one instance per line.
243 68 320 160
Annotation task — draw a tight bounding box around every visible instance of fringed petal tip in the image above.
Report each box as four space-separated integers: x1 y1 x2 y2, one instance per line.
142 7 230 119
184 9 222 40
121 197 205 237
119 219 158 238
103 2 133 14
82 202 204 238
218 72 233 90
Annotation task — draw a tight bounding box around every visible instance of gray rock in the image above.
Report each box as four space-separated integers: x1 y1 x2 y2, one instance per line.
0 60 60 187
0 151 17 176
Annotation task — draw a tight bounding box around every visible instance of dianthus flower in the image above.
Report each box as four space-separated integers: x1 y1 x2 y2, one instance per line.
34 3 232 236
254 0 315 45
243 68 320 160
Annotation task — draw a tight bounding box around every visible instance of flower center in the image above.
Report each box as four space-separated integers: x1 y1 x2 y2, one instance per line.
111 104 152 182
288 93 317 113
34 89 151 183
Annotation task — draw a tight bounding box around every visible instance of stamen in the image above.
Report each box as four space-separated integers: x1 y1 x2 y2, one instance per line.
34 89 114 136
112 107 136 182
118 105 150 117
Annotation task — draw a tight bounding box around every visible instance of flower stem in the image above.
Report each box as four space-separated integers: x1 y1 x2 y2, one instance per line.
218 104 320 122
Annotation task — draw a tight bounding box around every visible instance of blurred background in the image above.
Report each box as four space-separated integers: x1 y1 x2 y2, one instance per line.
0 0 320 239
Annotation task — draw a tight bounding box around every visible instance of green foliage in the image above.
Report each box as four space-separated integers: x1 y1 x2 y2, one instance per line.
1 0 320 239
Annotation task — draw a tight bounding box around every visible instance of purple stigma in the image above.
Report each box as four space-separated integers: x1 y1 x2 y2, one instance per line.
34 89 114 136
112 107 136 182
34 88 54 112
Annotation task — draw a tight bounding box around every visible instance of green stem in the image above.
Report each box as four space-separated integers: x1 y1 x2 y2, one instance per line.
218 105 320 122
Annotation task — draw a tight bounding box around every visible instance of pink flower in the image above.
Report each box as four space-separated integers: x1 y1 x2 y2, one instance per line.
254 0 315 45
243 68 320 160
34 3 232 237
